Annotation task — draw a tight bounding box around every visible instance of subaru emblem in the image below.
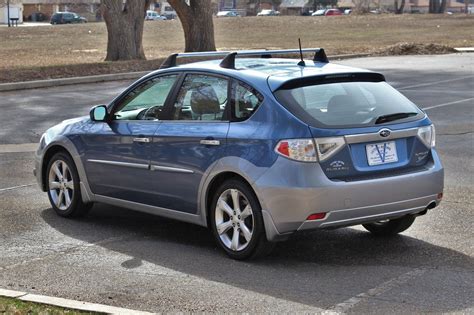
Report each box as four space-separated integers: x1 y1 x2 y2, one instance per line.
379 129 391 138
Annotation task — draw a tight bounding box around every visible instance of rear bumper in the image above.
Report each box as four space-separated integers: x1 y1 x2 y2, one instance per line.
254 149 444 240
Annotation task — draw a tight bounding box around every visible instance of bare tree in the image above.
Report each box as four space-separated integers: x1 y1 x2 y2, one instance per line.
394 0 405 13
168 0 216 52
429 0 447 13
100 0 152 61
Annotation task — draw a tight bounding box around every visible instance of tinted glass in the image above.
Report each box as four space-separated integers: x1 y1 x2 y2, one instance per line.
171 74 228 121
274 81 423 128
115 75 178 120
233 82 263 121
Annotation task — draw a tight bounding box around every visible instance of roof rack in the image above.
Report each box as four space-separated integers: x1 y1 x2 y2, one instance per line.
159 48 329 70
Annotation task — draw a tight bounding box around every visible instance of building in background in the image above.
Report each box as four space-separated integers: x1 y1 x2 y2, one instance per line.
0 1 24 24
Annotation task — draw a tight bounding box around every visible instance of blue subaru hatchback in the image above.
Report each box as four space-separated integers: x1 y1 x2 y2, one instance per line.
34 49 444 259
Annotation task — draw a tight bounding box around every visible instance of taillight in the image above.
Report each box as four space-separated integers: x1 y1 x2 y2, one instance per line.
274 139 317 162
417 125 435 148
274 137 346 162
314 137 346 162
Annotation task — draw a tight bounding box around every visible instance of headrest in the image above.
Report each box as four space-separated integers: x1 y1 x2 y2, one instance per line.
190 84 220 116
327 94 352 113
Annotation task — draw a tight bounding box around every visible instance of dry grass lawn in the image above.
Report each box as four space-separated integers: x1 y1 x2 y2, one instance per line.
0 14 472 82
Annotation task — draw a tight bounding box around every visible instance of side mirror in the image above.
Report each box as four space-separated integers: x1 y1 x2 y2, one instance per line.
90 105 108 122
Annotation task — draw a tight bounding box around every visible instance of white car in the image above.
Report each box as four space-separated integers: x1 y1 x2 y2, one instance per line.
312 9 326 16
217 11 241 17
257 9 280 16
146 10 167 21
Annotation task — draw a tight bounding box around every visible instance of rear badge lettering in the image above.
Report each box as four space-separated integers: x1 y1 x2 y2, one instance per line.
326 160 349 172
415 151 429 162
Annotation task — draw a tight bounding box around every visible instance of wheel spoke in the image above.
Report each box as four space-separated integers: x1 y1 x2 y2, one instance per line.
218 197 234 216
231 189 241 214
64 190 71 206
53 163 62 180
240 205 252 219
216 220 232 235
231 227 240 251
49 181 61 189
61 162 69 177
56 190 64 207
65 181 74 189
240 222 252 242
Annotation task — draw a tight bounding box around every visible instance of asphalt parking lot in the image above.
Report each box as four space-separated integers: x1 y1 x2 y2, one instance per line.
0 54 473 313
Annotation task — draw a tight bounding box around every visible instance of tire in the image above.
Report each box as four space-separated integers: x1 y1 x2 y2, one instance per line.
362 215 415 236
209 179 275 260
46 152 93 218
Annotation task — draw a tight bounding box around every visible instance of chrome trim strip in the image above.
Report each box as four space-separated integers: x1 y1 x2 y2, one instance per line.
344 127 418 144
150 164 194 174
133 137 151 143
87 159 149 170
200 139 220 146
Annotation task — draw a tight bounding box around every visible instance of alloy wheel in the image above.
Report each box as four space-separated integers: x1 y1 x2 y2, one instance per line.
214 188 254 251
48 160 74 211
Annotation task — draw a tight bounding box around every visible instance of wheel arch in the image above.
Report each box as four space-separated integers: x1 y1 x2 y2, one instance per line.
204 171 258 227
41 144 72 191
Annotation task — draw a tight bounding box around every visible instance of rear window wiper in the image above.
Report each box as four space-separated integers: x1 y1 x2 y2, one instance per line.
375 112 418 124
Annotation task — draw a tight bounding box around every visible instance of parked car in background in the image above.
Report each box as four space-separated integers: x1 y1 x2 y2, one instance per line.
325 9 342 15
311 9 326 16
257 9 280 16
50 12 87 24
216 10 241 17
146 10 167 20
344 9 352 14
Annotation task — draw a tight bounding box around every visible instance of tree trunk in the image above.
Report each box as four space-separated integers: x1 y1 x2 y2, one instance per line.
101 0 151 61
168 0 216 52
394 0 405 14
438 0 447 13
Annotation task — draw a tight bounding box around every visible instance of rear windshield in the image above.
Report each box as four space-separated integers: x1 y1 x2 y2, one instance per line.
274 81 423 128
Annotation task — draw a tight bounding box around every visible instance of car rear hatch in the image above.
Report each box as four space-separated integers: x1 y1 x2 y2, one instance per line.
272 73 436 181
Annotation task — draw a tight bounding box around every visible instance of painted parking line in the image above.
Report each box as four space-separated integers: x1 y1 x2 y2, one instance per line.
323 268 427 314
398 75 474 90
0 143 38 153
0 288 154 315
0 184 35 192
422 97 474 111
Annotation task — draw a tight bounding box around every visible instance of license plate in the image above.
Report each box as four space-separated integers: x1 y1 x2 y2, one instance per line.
366 141 398 166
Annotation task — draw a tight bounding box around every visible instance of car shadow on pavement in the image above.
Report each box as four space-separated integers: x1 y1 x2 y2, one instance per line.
41 204 474 312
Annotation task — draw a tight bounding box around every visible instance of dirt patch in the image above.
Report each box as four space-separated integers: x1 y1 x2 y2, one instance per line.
376 42 458 56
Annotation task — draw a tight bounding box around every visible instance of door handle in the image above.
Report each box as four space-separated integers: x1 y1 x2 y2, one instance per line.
200 139 220 146
133 137 151 143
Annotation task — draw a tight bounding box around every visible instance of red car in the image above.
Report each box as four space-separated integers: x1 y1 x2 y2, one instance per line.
325 9 342 16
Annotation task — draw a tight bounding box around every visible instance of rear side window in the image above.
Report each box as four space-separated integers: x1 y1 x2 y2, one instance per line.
274 81 423 128
232 81 263 121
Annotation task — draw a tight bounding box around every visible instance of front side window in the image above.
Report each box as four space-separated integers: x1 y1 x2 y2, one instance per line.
233 81 263 121
274 81 423 128
171 74 228 121
114 74 178 120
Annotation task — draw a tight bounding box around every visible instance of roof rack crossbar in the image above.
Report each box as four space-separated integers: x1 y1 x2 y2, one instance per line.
159 48 329 69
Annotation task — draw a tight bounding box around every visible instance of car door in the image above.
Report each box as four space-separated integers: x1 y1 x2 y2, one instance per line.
148 73 230 214
82 74 179 204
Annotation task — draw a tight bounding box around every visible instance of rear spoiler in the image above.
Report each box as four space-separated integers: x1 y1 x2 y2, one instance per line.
273 72 386 91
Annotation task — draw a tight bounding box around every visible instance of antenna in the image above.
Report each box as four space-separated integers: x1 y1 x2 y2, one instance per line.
297 38 305 66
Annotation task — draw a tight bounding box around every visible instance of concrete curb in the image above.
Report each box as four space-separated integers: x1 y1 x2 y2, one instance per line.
454 47 474 52
0 288 155 315
0 53 371 93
